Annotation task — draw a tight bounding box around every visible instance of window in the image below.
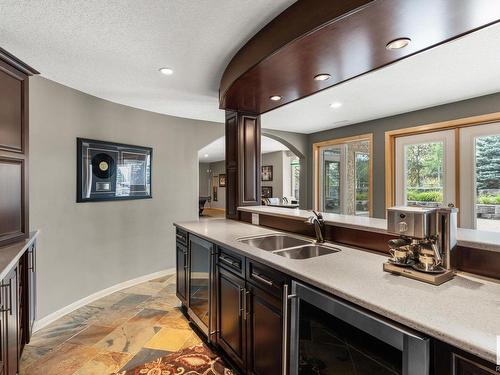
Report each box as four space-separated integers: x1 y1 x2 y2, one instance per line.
314 134 372 216
387 116 500 233
395 130 455 207
460 123 500 232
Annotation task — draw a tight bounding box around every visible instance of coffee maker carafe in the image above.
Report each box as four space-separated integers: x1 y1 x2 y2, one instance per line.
383 205 457 285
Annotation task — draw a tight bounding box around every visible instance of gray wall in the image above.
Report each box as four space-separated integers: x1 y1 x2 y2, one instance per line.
209 160 226 209
262 129 309 208
29 76 224 320
307 92 500 217
199 163 211 197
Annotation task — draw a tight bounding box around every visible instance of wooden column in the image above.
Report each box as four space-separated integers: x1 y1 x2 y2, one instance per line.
225 111 261 219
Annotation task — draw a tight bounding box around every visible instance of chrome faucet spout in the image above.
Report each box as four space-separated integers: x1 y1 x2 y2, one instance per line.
305 212 325 243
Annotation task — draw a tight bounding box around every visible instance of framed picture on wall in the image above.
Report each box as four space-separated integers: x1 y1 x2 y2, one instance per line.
261 165 273 181
262 186 273 198
219 174 226 187
77 138 152 202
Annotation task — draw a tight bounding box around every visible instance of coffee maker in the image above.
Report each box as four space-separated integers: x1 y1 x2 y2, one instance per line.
383 205 458 285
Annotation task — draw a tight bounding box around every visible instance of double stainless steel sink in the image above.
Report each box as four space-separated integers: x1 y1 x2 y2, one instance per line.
237 234 340 259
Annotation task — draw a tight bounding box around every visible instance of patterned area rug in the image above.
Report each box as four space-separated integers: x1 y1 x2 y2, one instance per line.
114 343 234 375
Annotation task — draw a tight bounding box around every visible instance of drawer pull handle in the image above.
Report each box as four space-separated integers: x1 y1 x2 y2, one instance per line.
252 272 273 286
220 256 238 268
176 234 185 241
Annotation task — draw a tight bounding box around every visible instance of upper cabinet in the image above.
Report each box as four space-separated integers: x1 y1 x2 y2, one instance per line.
0 47 38 247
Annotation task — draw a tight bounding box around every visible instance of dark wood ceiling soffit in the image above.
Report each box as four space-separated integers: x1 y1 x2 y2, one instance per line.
0 48 39 76
219 0 500 115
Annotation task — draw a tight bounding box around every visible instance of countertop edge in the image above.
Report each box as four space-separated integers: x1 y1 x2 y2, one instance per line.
173 221 497 363
237 206 500 252
0 231 39 280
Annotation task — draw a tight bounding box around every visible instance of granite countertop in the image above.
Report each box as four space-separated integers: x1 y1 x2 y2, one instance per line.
0 231 39 280
174 218 500 364
238 206 500 253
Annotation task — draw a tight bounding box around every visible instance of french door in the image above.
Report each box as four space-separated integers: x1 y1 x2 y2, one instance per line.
460 123 500 231
395 130 455 208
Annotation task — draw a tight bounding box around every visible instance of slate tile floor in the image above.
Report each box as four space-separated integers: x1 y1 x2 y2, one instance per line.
20 274 202 374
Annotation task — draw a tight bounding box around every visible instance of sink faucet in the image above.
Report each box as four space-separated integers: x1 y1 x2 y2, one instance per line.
305 210 325 243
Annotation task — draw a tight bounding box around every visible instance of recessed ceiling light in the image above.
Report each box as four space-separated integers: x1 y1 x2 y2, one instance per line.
204 154 209 158
330 102 342 109
269 95 282 101
159 67 174 75
386 38 411 50
314 73 331 81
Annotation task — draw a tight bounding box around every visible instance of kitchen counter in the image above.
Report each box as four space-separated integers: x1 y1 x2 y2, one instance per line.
238 205 500 253
0 231 39 280
174 218 500 364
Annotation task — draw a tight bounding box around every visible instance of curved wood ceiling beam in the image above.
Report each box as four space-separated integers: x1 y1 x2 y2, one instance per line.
219 0 500 115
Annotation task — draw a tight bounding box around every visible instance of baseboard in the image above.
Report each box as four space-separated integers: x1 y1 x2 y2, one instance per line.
33 268 176 332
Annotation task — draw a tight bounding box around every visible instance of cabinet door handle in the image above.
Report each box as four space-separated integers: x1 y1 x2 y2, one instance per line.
183 251 188 270
219 256 238 268
28 248 35 271
282 283 290 375
252 272 273 286
243 289 249 321
238 287 243 317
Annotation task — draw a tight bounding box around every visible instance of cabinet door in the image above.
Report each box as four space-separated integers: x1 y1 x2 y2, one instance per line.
2 267 18 375
433 340 497 375
246 284 283 375
453 354 497 375
217 267 246 369
0 286 6 375
27 243 36 342
176 242 188 305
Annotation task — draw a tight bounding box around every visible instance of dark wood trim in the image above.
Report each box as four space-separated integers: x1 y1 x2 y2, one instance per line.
225 111 261 219
220 1 500 114
252 213 500 281
0 48 39 76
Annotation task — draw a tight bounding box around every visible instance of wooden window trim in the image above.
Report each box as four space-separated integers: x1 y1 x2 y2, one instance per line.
384 111 500 216
313 133 373 216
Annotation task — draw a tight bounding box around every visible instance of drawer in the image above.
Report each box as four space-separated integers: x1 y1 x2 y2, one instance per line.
175 228 188 246
246 259 288 297
217 247 245 277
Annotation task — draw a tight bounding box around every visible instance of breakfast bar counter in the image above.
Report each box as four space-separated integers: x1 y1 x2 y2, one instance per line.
174 218 500 364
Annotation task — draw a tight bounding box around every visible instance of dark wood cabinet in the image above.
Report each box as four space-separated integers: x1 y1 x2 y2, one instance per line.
433 340 497 375
217 266 246 369
0 48 38 247
25 243 36 343
1 267 18 375
246 283 283 375
176 241 188 305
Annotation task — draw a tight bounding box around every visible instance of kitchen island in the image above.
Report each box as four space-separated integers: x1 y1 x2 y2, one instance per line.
174 217 500 370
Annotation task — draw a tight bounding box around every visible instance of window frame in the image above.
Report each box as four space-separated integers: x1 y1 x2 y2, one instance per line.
385 111 500 223
313 133 373 216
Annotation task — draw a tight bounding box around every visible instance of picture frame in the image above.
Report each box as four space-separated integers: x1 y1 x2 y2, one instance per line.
77 138 152 202
262 186 273 198
219 174 226 187
261 165 273 181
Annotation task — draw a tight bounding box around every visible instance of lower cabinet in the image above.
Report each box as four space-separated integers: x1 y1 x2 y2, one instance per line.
216 250 286 375
175 241 188 305
217 267 246 369
0 238 37 375
433 340 498 375
2 267 18 375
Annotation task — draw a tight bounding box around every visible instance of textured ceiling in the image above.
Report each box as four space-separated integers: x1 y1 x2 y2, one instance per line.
0 0 295 122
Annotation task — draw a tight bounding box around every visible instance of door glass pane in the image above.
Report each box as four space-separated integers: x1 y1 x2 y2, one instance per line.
323 149 341 213
189 241 209 327
299 300 402 374
355 152 369 216
475 135 500 232
404 142 444 206
319 139 371 216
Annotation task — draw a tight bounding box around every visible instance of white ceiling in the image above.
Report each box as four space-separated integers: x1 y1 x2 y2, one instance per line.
0 0 295 123
261 23 500 133
199 136 289 163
